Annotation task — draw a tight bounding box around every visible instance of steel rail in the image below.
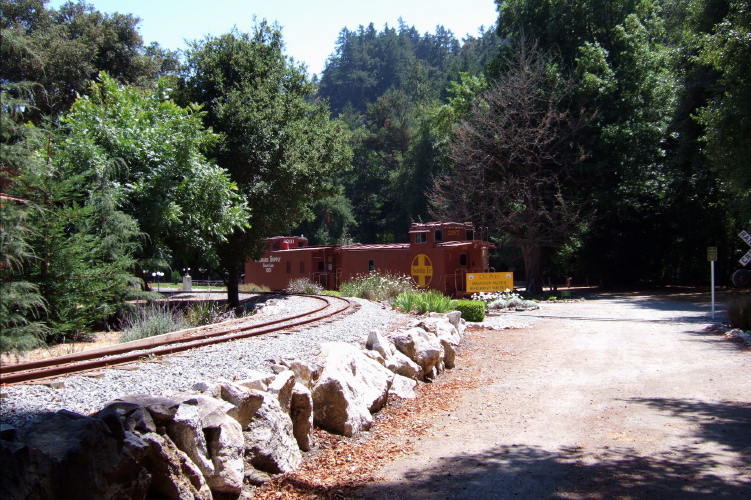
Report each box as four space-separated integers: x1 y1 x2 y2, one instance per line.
0 294 358 385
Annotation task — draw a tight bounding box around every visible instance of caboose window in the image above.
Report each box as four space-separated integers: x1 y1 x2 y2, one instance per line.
298 242 305 248
368 259 375 271
272 242 281 250
466 230 474 240
414 232 428 243
286 261 292 273
435 230 443 242
460 253 468 266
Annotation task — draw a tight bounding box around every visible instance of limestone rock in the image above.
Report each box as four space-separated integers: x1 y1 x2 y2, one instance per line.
312 341 394 437
141 432 212 500
390 327 444 379
385 349 422 380
244 396 302 474
107 394 181 423
366 330 395 359
281 358 322 389
389 374 418 399
166 401 215 478
290 383 314 451
236 369 275 392
0 410 150 500
268 369 296 414
220 380 265 428
204 411 244 494
93 400 157 435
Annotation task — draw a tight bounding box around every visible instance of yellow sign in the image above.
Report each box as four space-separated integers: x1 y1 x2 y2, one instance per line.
410 254 433 288
707 247 717 261
466 272 514 293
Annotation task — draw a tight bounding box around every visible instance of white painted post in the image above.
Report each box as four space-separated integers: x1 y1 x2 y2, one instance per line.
711 260 716 320
708 247 717 320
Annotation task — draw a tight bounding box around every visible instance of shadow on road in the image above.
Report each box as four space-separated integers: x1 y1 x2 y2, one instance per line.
627 398 751 456
354 398 751 500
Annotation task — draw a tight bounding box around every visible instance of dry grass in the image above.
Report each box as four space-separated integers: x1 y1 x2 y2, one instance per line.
0 331 120 366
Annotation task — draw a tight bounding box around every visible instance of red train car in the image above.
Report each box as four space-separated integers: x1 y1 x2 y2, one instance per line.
244 222 495 297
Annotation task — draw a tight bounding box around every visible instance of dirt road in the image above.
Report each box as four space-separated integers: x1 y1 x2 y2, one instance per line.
355 291 751 499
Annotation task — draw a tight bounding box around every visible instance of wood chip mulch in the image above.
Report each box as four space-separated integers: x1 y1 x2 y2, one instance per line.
252 350 483 499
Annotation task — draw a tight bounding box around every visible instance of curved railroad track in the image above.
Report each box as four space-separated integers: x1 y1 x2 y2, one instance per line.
0 294 359 386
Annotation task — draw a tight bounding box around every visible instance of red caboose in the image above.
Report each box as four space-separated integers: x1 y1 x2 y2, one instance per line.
244 222 495 297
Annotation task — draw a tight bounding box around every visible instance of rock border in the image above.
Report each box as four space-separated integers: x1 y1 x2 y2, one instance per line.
0 311 466 499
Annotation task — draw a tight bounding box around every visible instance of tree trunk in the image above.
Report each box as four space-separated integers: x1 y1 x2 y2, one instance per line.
226 267 240 312
521 243 543 295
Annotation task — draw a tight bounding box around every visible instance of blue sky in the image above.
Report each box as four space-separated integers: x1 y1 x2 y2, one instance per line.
47 0 499 75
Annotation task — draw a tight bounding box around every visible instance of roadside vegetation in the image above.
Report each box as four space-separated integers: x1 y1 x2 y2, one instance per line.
392 290 455 314
339 272 416 301
727 295 751 330
286 278 325 295
119 301 236 343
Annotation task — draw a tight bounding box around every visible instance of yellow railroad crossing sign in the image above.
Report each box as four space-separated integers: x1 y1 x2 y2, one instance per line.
410 254 433 288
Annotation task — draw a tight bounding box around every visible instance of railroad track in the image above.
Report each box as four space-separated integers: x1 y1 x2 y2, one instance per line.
0 294 359 386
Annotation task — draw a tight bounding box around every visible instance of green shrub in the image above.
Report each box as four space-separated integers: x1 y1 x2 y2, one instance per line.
285 278 324 294
393 290 454 314
392 291 420 313
120 303 189 342
452 300 486 322
184 301 229 327
339 271 415 301
727 295 751 330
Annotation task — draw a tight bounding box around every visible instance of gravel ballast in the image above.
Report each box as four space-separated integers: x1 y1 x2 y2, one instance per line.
0 296 408 429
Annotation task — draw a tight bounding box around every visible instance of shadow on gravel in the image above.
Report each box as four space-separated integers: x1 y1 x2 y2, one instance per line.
681 325 751 352
353 442 751 500
353 398 750 499
627 398 751 456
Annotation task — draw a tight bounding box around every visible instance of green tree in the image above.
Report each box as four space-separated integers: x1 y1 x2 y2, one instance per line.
430 41 590 293
292 193 357 245
59 73 249 270
2 83 144 342
1 0 176 122
695 0 751 216
496 0 702 285
0 84 48 351
179 24 352 307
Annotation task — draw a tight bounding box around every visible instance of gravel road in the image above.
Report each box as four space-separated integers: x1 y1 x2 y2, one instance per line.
356 291 751 499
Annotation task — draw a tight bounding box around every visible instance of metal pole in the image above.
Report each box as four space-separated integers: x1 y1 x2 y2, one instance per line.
711 260 715 320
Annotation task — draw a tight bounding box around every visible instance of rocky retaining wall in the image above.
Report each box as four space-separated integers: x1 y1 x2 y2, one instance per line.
0 312 466 499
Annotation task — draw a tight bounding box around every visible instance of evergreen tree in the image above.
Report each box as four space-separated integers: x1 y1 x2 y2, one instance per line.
0 84 48 351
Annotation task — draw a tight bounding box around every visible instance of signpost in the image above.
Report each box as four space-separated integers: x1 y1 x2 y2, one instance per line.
466 272 514 293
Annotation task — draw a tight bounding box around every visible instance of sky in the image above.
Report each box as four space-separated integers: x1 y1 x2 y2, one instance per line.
47 0 499 76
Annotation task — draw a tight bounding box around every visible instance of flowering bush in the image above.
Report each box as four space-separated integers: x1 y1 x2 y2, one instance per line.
286 278 324 294
471 290 537 311
339 271 415 301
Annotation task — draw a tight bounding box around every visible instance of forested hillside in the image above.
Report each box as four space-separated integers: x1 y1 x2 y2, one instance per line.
297 21 500 245
2 0 749 350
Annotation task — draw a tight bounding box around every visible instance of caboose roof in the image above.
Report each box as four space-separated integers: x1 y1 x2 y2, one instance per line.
408 221 474 232
339 243 410 251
